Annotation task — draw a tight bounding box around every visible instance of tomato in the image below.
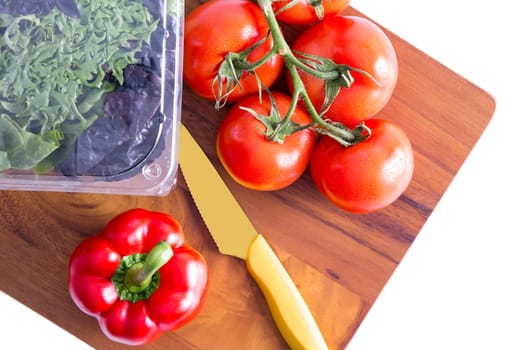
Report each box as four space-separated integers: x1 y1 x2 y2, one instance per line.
272 0 351 25
184 0 284 103
289 16 398 126
217 92 316 191
310 119 413 213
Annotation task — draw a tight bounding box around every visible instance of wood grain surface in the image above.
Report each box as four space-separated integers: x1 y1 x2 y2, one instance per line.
0 5 494 350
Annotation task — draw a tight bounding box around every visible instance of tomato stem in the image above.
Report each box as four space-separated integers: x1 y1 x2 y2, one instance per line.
285 53 340 81
255 0 368 145
234 32 280 71
256 0 323 128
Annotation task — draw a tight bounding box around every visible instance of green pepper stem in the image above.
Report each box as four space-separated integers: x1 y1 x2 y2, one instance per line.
124 241 173 293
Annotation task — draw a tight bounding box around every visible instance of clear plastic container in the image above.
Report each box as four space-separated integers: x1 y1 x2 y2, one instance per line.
0 0 183 196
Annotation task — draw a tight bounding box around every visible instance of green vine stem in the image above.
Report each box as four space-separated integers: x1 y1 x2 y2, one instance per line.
254 0 369 146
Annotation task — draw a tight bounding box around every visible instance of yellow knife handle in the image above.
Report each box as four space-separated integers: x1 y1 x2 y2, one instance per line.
246 235 329 350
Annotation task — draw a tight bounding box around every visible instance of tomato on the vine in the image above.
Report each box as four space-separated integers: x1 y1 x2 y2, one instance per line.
184 0 284 103
310 119 413 213
272 0 351 25
290 15 398 126
217 92 316 191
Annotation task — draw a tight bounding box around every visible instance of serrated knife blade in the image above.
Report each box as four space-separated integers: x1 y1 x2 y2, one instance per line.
179 124 328 350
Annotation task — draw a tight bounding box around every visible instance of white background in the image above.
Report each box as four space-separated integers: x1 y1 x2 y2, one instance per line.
2 0 524 349
348 0 525 349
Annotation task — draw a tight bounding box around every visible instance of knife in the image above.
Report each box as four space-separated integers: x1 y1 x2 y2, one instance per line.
178 124 328 350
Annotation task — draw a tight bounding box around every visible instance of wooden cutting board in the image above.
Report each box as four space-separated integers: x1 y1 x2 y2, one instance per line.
0 5 494 350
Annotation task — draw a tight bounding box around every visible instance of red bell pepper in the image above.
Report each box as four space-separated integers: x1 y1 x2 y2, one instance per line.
68 208 208 346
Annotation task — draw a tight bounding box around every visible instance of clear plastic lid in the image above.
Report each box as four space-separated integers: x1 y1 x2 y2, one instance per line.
0 0 183 196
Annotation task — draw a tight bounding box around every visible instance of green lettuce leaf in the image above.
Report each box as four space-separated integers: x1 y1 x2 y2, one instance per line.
0 114 61 170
